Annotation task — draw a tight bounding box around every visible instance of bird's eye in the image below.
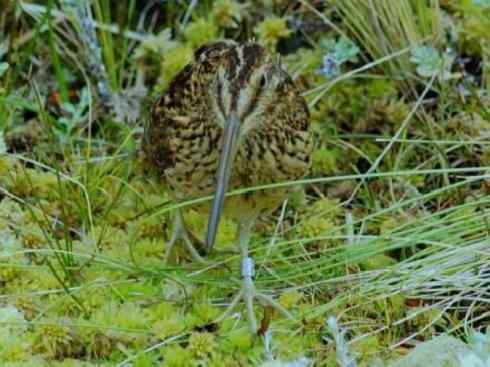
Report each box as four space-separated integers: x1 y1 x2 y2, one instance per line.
259 74 267 88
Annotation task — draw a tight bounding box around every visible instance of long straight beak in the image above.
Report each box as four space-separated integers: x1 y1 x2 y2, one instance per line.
206 113 241 252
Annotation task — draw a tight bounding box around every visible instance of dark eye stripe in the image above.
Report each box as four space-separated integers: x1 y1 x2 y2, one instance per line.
238 44 264 88
226 47 240 80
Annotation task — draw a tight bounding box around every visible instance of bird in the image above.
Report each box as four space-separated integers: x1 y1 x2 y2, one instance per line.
143 40 313 333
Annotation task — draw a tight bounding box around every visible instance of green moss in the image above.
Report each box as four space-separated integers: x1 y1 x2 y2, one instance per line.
183 18 219 48
152 317 185 339
284 47 323 78
128 215 164 239
184 209 236 250
279 289 303 309
221 328 253 352
298 216 335 239
149 302 186 338
31 320 83 359
129 237 164 266
19 223 46 254
0 331 31 363
188 332 217 359
0 156 15 180
85 331 114 360
161 345 195 367
0 229 24 282
255 16 291 49
132 353 156 367
212 0 244 29
185 302 221 328
157 45 193 92
2 1 488 364
312 148 340 176
458 1 490 55
447 111 490 137
353 335 381 363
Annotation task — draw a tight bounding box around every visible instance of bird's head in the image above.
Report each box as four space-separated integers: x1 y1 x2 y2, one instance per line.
206 42 292 252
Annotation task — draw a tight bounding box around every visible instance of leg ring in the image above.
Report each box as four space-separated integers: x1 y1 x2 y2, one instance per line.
241 256 255 279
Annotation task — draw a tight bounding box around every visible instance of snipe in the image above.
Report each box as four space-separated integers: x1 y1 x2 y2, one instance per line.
143 40 312 334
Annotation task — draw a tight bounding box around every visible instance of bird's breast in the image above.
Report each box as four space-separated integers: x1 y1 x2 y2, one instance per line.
165 127 310 218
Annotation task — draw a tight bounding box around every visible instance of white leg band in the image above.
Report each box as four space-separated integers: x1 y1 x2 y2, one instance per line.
241 256 255 279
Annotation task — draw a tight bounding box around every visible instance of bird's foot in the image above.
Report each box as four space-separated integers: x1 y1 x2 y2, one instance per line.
165 212 207 264
214 256 293 334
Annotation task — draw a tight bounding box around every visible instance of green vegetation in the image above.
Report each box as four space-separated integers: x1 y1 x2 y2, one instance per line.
0 0 489 365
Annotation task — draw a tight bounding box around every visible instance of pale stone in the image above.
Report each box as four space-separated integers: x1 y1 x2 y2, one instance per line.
391 335 472 367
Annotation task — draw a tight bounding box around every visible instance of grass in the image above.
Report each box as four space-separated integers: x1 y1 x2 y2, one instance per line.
333 0 443 92
0 0 489 365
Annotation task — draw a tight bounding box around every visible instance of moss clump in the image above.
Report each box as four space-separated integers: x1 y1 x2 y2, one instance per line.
129 237 164 266
221 328 254 352
161 345 195 367
9 268 60 294
86 331 113 360
284 47 323 78
19 223 46 253
157 45 193 92
212 0 245 29
255 16 291 49
298 215 335 238
188 332 218 359
355 98 410 134
447 111 490 137
0 331 31 363
150 303 185 339
279 289 303 309
185 302 221 329
31 320 84 359
353 335 382 365
311 148 340 176
0 155 15 178
127 215 164 239
183 18 219 48
0 229 24 283
152 318 185 340
458 1 490 55
89 303 149 349
184 209 236 251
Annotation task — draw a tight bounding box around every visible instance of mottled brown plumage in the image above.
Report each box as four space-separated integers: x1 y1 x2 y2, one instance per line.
143 40 312 333
144 40 311 227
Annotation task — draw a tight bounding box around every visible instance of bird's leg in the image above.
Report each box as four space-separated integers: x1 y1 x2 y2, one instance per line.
239 217 259 334
165 210 206 263
215 217 293 334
